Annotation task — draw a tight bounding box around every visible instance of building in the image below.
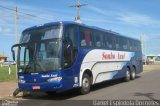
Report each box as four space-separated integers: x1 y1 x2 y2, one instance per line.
0 54 7 62
143 54 160 64
147 55 157 61
156 54 160 61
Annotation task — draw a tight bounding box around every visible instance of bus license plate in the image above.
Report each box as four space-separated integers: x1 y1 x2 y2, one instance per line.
32 86 40 90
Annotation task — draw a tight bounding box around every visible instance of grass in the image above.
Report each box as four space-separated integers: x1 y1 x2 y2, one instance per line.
0 65 17 82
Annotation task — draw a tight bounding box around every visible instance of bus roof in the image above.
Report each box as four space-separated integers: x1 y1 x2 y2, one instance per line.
23 21 140 42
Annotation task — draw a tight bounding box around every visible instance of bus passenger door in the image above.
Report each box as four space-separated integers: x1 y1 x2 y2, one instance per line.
63 37 75 89
62 25 78 90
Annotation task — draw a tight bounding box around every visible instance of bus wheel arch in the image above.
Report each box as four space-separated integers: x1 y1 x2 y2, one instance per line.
80 69 93 94
132 65 136 73
82 69 93 85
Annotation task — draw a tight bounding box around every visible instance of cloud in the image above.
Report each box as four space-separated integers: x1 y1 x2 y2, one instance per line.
82 17 118 25
83 18 106 22
85 5 160 26
0 1 63 35
0 26 13 33
141 34 150 42
87 5 106 15
86 5 119 17
0 10 14 26
117 12 160 26
0 1 61 25
3 27 12 33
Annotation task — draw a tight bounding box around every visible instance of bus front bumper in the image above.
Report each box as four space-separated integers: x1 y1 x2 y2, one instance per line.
18 81 63 92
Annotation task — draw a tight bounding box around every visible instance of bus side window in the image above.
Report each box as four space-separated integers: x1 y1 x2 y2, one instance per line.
119 38 127 51
93 31 101 48
80 31 86 47
80 27 92 47
104 35 108 49
96 37 101 47
127 39 130 51
64 25 78 68
85 31 92 47
134 42 138 51
105 35 113 49
130 40 134 51
96 31 104 48
134 41 141 51
116 37 119 50
112 36 116 50
119 38 123 50
123 40 128 50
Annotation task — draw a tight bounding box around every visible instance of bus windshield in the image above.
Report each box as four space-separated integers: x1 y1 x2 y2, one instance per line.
18 39 62 74
20 25 63 43
17 25 63 74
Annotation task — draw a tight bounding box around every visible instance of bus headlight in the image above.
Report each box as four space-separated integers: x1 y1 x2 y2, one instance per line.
47 77 62 82
18 79 26 83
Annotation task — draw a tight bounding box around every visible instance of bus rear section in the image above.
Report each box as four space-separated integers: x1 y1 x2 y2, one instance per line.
78 25 143 94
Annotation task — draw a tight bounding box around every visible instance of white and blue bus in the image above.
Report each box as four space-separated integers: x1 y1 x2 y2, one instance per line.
11 21 143 94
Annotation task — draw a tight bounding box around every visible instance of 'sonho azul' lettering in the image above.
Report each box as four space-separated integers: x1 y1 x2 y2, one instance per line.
118 53 125 59
41 75 50 78
41 74 58 78
102 52 126 60
102 52 115 60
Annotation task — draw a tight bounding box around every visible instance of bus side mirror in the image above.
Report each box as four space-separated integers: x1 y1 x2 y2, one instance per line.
12 50 15 61
11 44 18 61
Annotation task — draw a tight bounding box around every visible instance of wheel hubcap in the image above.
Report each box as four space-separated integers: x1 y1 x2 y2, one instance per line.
127 70 130 78
83 78 89 89
132 71 135 78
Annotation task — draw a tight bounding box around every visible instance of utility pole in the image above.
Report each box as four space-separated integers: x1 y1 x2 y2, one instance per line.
70 0 87 22
14 6 18 78
15 7 19 46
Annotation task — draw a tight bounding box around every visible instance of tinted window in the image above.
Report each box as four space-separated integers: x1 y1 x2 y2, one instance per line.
21 25 62 43
127 39 130 51
64 25 78 68
79 26 140 52
134 41 141 51
104 34 114 49
129 40 134 51
80 27 93 47
93 30 104 48
115 37 119 50
119 38 128 51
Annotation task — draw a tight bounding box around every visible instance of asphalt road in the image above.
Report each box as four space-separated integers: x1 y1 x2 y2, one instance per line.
1 67 160 106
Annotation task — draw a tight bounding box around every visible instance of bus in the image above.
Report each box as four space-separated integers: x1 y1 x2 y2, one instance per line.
11 21 143 95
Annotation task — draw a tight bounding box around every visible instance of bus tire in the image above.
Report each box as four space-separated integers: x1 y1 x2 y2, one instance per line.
80 73 91 95
124 67 131 82
131 67 136 80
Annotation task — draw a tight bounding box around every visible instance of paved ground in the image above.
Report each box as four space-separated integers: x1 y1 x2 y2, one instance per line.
0 65 160 106
0 81 17 99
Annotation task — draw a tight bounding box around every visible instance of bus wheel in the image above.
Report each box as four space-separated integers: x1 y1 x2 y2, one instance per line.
124 67 131 82
131 67 136 80
80 74 91 95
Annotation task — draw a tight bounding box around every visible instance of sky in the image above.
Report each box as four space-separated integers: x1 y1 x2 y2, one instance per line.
0 0 160 60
